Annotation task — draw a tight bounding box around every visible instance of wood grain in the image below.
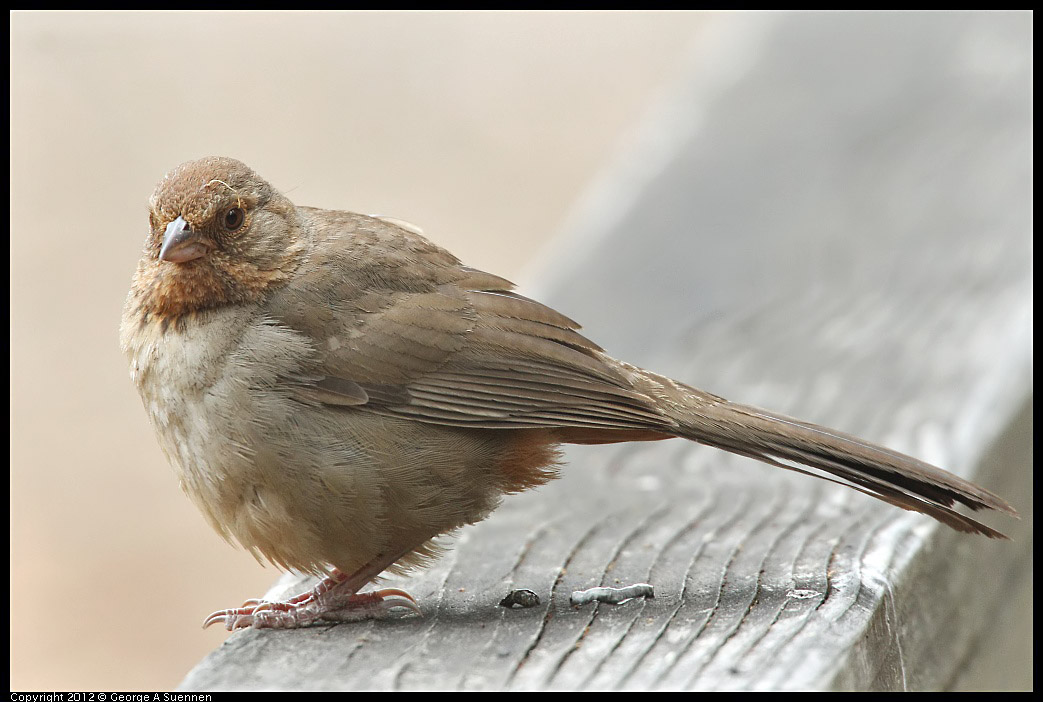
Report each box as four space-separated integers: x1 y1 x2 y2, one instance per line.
180 11 1031 691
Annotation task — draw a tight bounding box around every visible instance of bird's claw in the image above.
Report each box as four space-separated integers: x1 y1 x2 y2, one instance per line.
204 587 421 630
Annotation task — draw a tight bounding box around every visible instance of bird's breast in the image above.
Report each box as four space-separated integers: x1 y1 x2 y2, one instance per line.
121 307 320 540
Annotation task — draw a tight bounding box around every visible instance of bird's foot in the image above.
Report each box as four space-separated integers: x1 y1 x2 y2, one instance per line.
203 586 420 630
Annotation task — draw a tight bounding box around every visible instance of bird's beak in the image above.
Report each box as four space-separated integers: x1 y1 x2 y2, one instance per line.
159 216 211 263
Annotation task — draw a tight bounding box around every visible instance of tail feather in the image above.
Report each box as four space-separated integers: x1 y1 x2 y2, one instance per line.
626 367 1019 538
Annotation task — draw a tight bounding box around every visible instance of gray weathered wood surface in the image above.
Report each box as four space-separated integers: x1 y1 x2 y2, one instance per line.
179 11 1032 691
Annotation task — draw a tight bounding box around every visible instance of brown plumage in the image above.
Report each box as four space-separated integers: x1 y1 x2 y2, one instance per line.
120 157 1016 630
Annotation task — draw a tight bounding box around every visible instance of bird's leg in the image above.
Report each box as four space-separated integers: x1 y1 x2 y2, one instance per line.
203 553 421 630
237 568 351 608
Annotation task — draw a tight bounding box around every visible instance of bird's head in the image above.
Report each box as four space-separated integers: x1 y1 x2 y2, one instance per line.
131 157 304 321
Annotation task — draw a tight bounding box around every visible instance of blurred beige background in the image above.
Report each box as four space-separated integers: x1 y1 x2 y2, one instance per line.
10 10 711 691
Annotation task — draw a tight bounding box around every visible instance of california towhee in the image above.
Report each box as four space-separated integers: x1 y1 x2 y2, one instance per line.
121 157 1016 630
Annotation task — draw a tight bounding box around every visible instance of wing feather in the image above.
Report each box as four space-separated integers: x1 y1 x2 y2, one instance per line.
271 214 667 432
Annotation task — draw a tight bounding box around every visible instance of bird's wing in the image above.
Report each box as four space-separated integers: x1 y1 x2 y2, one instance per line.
268 213 672 433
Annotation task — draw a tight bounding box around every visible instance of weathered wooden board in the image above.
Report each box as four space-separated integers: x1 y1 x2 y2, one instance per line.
180 11 1032 691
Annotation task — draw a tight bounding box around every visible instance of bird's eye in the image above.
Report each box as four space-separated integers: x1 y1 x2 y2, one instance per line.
223 207 245 232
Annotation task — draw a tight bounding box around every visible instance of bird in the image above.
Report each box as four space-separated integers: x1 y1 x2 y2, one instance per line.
120 157 1016 630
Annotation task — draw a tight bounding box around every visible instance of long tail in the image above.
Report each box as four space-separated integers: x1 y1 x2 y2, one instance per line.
628 369 1018 538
